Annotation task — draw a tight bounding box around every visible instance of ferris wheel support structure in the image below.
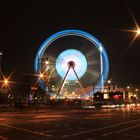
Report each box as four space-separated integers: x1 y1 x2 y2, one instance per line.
57 61 86 97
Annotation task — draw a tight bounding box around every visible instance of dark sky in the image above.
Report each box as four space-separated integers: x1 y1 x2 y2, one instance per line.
0 0 140 86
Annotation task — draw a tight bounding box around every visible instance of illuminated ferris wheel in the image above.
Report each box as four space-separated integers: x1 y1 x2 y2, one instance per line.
34 30 109 97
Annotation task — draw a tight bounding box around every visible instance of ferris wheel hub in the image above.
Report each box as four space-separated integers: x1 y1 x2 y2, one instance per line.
68 61 75 68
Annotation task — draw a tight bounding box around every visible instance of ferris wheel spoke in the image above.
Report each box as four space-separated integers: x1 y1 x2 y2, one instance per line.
72 67 86 96
57 67 71 95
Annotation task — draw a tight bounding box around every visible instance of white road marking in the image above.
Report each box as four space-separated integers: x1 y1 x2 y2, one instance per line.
62 135 70 137
62 119 140 137
0 123 52 137
101 132 113 136
102 124 140 136
115 124 140 133
123 133 140 138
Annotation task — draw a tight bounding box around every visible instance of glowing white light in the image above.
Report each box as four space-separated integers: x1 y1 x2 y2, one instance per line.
107 80 111 84
100 45 104 92
134 94 137 97
56 49 87 80
104 93 108 99
99 46 103 52
45 60 49 65
135 89 138 92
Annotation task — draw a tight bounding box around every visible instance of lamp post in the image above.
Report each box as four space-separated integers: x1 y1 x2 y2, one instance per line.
127 86 132 102
107 80 111 93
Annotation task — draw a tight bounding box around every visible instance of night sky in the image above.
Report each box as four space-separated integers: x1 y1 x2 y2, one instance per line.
0 0 140 86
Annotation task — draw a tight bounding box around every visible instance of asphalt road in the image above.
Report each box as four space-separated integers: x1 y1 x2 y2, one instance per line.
0 106 140 140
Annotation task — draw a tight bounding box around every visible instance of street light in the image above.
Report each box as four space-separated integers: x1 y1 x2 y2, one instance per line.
4 79 8 85
136 29 140 35
1 78 9 88
39 73 44 79
107 80 111 84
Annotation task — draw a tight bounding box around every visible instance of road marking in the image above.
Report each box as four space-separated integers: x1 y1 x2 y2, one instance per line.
102 132 113 136
61 119 140 138
0 123 52 137
102 124 140 136
123 133 140 138
115 124 140 133
62 135 70 137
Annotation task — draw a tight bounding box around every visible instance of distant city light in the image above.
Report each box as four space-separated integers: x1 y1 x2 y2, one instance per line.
104 93 108 99
127 86 130 89
72 92 75 95
134 94 137 97
135 89 138 92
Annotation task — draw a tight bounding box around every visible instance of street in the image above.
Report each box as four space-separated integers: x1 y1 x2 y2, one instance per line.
0 106 140 140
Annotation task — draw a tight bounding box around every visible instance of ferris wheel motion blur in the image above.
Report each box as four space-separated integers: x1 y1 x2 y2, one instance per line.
34 30 109 98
